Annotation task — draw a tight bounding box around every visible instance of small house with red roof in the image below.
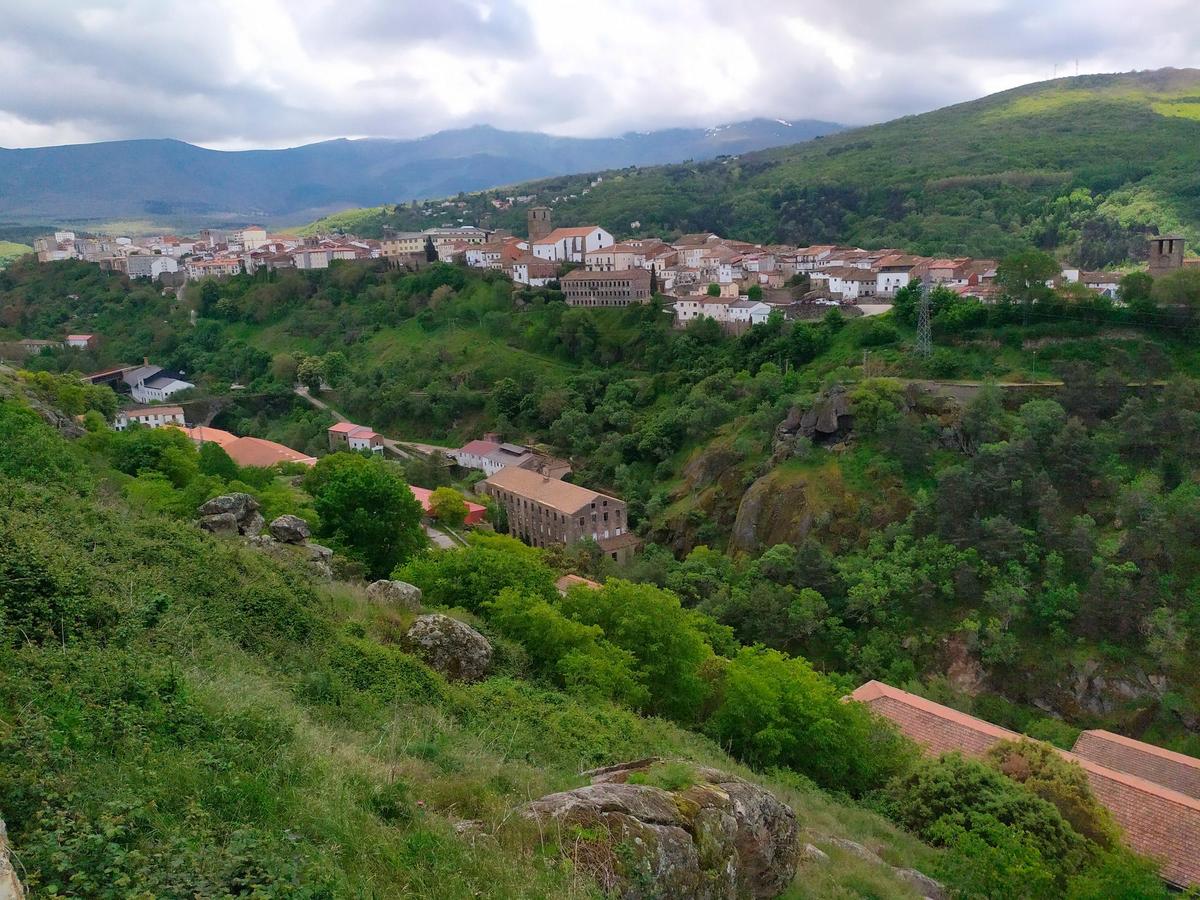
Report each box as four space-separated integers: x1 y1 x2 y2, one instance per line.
328 421 384 454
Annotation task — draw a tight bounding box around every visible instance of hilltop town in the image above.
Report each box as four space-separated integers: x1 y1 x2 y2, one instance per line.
30 207 1200 335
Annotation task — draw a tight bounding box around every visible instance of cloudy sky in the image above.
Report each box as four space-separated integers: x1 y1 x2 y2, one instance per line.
0 0 1195 150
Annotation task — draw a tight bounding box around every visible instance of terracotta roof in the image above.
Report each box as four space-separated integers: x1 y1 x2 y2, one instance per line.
561 268 650 283
222 436 316 468
1073 730 1200 800
458 439 502 456
852 681 1200 887
485 466 621 515
556 574 601 593
177 425 237 446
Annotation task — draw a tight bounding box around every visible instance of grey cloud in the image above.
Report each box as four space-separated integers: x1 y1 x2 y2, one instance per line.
0 0 1197 148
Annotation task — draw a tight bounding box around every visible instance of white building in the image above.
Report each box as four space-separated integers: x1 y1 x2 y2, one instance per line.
233 227 269 251
532 226 613 263
126 254 179 280
727 299 773 326
186 258 242 281
123 365 195 403
673 296 732 324
113 405 186 431
453 439 535 476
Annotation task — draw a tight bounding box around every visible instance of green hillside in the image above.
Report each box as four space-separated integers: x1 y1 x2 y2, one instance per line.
5 365 1174 896
309 69 1200 263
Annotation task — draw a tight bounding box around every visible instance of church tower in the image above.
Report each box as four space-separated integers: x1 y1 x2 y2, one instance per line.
527 206 553 242
1148 234 1185 277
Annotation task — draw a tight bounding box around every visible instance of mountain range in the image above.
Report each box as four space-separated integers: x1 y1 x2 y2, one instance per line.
318 68 1200 263
0 119 841 227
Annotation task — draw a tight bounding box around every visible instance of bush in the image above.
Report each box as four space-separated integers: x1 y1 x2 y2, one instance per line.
986 740 1120 849
396 534 557 611
884 753 1089 884
707 646 916 794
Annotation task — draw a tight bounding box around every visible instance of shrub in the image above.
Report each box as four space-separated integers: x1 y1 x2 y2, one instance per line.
706 646 916 795
986 739 1121 849
884 753 1089 883
396 533 557 611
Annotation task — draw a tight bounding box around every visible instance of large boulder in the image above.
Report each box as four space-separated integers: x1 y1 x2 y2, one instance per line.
523 760 799 899
198 492 258 519
269 514 311 544
402 614 492 682
198 512 240 535
0 817 24 900
197 493 263 536
366 579 423 610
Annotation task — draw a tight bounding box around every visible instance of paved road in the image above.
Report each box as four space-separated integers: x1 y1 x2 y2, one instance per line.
856 303 894 317
424 524 458 549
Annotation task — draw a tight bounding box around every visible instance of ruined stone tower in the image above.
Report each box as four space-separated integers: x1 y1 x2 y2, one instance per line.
527 206 552 242
1149 234 1185 277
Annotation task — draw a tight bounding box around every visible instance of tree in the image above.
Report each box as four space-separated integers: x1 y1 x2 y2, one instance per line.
706 282 721 297
428 486 467 528
747 283 763 300
996 250 1058 318
1117 271 1154 309
198 441 239 481
558 579 715 723
649 264 658 294
297 356 325 393
322 351 350 384
424 235 438 262
707 646 916 794
309 453 425 578
270 353 299 385
198 280 220 316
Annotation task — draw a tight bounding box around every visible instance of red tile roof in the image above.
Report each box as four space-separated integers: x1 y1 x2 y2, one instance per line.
534 226 603 244
1073 730 1200 800
407 485 487 525
223 436 316 468
851 681 1200 887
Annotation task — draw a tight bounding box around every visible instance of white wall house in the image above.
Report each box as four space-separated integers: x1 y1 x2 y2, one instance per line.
126 367 195 403
673 296 731 324
126 255 179 280
727 299 772 325
532 226 613 263
114 406 186 431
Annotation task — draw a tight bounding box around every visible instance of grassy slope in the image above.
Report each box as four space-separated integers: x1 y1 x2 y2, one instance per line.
0 375 938 898
0 242 31 268
305 69 1200 257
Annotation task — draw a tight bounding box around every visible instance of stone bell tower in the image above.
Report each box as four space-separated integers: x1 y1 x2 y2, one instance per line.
527 206 553 242
1148 234 1185 277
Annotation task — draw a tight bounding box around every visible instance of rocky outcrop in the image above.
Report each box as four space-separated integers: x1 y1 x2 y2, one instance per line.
197 493 263 535
402 614 492 682
198 511 240 536
523 759 799 899
245 534 334 579
777 385 853 446
0 817 24 900
366 579 423 611
730 473 813 555
268 514 310 544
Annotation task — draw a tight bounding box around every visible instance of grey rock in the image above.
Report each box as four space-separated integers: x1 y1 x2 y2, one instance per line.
240 510 265 536
0 816 24 900
269 514 310 544
894 868 948 900
828 837 885 866
801 843 829 864
198 492 259 519
403 614 492 683
198 512 240 535
366 579 423 610
523 760 799 899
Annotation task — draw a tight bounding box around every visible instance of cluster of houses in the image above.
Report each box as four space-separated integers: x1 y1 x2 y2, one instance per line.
33 226 388 283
